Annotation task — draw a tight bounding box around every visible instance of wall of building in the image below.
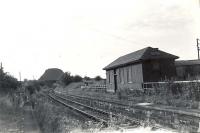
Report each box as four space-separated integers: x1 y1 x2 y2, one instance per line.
142 59 176 82
106 63 143 92
106 59 177 92
117 63 143 91
106 70 115 92
176 65 200 80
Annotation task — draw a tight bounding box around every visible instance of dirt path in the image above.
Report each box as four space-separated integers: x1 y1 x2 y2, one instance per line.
22 106 41 133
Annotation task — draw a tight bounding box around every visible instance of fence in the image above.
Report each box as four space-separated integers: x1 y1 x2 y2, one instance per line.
81 85 107 92
142 80 200 90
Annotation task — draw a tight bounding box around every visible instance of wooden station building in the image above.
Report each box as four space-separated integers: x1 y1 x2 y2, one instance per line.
103 47 179 92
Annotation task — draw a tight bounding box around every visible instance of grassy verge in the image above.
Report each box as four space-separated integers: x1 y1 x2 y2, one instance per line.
0 94 23 132
33 92 86 133
60 81 200 109
32 91 135 133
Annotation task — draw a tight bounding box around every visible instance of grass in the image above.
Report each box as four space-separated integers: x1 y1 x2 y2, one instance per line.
0 94 23 132
30 80 200 132
33 92 86 133
60 81 200 109
32 90 140 133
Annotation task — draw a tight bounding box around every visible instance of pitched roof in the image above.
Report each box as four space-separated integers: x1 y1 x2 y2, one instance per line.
103 47 178 70
175 60 200 66
39 68 64 81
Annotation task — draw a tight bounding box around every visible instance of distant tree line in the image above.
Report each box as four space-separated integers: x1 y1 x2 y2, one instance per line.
61 72 103 86
94 76 102 81
0 64 19 93
61 72 81 85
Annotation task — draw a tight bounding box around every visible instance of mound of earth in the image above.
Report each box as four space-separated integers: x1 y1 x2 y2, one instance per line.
39 68 64 81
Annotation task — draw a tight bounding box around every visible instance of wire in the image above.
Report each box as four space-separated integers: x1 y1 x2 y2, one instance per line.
80 22 149 47
90 27 149 47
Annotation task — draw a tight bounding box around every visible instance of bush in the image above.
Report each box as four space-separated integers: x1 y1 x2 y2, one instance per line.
0 65 19 93
115 81 200 108
61 72 83 86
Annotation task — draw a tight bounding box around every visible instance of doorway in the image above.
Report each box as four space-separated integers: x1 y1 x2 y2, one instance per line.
114 69 118 92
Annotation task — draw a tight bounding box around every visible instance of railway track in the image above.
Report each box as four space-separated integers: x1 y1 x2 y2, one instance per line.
47 92 140 128
57 91 200 118
56 92 136 115
53 91 200 132
54 92 151 122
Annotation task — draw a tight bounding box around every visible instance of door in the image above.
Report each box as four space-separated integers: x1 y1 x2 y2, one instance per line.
114 69 118 92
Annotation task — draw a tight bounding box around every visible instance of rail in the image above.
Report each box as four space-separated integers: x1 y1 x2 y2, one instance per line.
48 93 108 125
47 92 139 127
51 91 200 131
58 92 200 119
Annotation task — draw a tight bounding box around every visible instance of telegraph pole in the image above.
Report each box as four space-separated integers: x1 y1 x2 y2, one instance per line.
19 72 21 82
197 38 200 59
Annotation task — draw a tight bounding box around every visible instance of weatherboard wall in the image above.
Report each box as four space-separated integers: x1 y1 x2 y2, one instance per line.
117 63 143 91
105 63 144 92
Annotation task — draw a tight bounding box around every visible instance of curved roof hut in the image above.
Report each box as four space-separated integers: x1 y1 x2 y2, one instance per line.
39 68 64 81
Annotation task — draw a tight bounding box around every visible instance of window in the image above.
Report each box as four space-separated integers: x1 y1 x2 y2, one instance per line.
107 71 111 84
121 68 124 84
108 73 110 83
126 66 132 83
128 66 132 83
127 67 129 83
119 68 121 83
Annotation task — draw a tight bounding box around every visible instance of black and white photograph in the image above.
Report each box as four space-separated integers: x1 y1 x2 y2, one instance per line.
0 0 200 132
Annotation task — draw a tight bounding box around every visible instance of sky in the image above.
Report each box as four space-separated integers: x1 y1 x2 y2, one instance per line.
0 0 200 80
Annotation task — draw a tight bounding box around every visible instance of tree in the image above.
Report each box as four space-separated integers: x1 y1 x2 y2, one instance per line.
84 76 91 80
61 72 73 85
94 76 102 81
73 75 82 82
0 64 19 93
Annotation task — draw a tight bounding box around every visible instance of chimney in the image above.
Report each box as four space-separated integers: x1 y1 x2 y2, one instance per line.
153 48 159 51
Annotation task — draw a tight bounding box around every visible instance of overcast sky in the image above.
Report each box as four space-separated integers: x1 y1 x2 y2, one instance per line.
0 0 199 80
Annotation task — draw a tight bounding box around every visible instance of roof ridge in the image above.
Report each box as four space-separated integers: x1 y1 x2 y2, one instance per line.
103 47 178 70
140 47 153 60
